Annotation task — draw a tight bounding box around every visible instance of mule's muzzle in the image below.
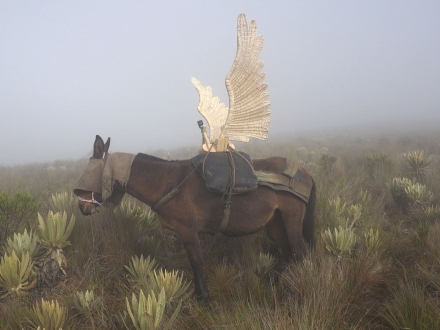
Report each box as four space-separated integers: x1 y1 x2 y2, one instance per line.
78 201 98 216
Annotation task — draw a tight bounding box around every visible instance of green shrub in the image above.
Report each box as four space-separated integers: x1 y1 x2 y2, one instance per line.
0 192 40 242
319 154 337 174
365 153 394 179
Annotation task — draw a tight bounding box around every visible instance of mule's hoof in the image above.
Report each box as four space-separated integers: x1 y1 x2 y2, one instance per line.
195 293 210 304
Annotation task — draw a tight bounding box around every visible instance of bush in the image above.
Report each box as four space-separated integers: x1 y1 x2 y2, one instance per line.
0 192 40 242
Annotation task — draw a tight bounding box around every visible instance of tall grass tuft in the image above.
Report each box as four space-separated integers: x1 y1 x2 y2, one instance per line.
380 277 440 329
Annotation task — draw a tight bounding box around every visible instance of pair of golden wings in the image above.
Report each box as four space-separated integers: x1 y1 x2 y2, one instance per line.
191 13 270 143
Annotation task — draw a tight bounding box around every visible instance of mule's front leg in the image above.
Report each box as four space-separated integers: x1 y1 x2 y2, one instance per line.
177 227 209 302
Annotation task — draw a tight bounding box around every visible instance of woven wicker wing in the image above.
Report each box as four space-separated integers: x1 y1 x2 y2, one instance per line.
191 77 228 141
221 13 270 142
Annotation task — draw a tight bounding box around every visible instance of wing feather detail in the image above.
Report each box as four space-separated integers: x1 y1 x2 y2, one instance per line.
191 77 228 141
222 13 270 142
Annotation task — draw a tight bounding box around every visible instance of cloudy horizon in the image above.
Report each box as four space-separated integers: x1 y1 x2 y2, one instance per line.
1 1 439 165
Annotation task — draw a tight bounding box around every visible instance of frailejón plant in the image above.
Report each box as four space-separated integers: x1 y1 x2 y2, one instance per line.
388 177 413 209
328 197 347 221
38 211 75 274
48 191 76 215
115 201 156 230
0 251 34 298
404 182 434 208
401 150 431 181
4 229 40 260
363 228 381 253
125 255 158 288
28 299 67 330
149 269 192 302
74 289 103 315
251 252 275 276
125 288 181 330
322 226 357 258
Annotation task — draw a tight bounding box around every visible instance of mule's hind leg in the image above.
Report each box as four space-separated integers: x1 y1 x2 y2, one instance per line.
175 224 209 302
266 212 291 277
279 196 307 262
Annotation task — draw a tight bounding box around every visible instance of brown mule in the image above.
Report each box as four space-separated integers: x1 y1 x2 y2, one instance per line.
75 135 316 302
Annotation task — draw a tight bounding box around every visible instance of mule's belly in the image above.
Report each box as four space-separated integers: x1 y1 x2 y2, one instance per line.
214 188 278 236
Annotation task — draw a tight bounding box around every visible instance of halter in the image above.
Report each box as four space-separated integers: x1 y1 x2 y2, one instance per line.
77 192 103 206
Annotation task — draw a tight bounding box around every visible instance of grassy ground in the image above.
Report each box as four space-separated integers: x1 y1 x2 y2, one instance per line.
1 129 440 329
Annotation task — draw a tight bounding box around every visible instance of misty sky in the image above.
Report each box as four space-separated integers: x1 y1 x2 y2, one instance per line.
1 1 439 165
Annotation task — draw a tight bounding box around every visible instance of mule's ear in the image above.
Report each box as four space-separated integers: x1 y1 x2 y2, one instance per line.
93 135 105 158
103 138 111 157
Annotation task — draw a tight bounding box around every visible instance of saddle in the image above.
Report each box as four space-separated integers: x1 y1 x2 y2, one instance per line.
191 151 258 195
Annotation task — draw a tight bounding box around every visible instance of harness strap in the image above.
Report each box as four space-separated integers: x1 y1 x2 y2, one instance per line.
151 165 198 213
152 187 180 212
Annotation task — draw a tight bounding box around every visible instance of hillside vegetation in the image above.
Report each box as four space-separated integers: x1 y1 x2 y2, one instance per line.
1 129 440 329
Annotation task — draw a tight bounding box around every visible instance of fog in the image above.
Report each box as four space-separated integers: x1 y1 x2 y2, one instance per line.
1 1 439 165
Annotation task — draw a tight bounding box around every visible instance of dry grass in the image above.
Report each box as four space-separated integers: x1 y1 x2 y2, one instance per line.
1 129 440 329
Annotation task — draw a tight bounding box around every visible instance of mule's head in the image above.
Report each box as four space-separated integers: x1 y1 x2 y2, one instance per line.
74 135 110 216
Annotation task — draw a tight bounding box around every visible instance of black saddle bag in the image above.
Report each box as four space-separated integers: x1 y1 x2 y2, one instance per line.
191 151 258 194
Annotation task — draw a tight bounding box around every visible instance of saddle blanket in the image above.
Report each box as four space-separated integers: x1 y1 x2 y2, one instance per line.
255 159 312 203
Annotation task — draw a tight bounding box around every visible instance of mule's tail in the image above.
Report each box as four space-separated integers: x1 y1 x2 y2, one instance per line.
302 178 316 251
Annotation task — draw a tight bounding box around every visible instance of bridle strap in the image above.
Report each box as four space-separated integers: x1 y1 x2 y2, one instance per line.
77 192 103 206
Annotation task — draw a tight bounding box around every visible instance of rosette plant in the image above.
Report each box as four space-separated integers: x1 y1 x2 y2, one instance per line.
125 288 181 330
28 299 67 330
4 229 40 260
0 251 34 298
37 211 75 275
